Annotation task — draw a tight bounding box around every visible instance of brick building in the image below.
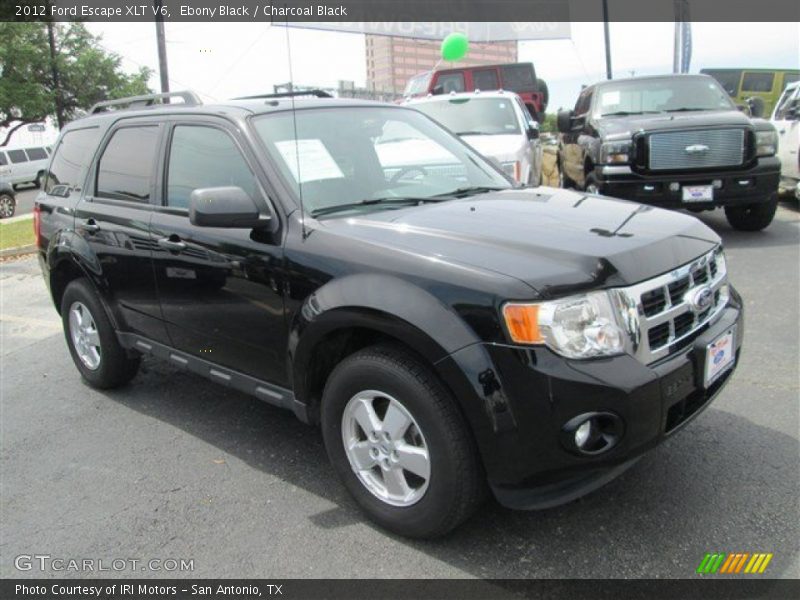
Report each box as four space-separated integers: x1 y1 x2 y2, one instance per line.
365 35 518 94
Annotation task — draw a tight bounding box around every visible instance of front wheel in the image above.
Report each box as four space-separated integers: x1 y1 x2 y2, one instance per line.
0 193 16 219
321 344 484 538
724 196 778 231
61 278 140 389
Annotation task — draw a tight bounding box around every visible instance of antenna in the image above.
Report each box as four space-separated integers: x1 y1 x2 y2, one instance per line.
283 15 308 239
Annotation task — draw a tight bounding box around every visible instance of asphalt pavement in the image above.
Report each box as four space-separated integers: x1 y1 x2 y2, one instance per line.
1 203 798 579
7 186 38 218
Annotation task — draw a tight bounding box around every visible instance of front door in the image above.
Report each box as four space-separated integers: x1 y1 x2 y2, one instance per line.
774 86 800 183
149 120 287 385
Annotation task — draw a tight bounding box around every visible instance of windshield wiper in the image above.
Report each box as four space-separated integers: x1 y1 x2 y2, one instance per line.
309 196 439 218
455 131 490 136
432 186 506 198
600 110 662 116
666 107 716 112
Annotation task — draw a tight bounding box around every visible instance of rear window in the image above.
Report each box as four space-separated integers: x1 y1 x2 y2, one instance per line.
783 72 800 90
501 64 536 92
7 150 28 163
25 147 48 161
741 72 775 93
702 70 741 96
0 152 7 166
46 127 101 196
96 126 159 203
473 69 499 91
434 73 465 94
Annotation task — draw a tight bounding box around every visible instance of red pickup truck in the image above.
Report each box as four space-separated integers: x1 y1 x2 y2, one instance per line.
403 62 549 121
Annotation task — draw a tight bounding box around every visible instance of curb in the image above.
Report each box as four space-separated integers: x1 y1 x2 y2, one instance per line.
0 244 36 258
2 213 34 224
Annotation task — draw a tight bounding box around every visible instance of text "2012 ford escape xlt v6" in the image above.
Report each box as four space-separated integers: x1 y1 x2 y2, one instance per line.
36 91 743 538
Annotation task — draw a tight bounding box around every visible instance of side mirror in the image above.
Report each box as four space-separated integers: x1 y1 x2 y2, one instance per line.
189 186 270 229
787 100 800 120
557 109 574 134
526 121 540 140
431 85 444 95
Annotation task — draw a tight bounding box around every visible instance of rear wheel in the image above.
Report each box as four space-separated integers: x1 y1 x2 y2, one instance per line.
724 196 778 231
0 193 15 219
61 278 140 389
35 172 46 189
321 344 484 538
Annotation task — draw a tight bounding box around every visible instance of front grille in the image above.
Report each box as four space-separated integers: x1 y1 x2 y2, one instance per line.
612 248 729 365
648 129 745 170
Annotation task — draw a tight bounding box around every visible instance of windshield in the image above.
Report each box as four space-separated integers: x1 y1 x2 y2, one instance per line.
596 77 735 116
252 106 511 216
404 72 433 96
412 97 521 136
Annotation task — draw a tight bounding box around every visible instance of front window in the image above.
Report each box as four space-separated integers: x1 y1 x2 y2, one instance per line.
252 107 511 216
412 97 521 136
596 77 735 116
403 72 433 96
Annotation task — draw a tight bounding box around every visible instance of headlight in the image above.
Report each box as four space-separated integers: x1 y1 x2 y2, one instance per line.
755 130 778 157
501 161 521 181
599 140 633 164
502 291 626 359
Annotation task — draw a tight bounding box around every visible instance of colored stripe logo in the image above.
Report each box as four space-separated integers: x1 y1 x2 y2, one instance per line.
696 552 773 574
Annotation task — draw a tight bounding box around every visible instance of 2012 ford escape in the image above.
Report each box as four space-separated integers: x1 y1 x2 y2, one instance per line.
36 91 744 538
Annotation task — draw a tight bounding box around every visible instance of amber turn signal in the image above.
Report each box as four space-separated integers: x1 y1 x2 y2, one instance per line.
502 303 543 344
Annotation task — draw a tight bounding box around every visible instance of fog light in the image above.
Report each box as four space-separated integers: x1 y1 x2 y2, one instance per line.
713 179 723 189
669 182 680 192
575 420 592 448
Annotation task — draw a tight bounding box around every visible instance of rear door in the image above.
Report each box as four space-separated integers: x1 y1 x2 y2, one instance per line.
149 117 287 385
75 119 169 343
6 149 30 184
0 151 10 180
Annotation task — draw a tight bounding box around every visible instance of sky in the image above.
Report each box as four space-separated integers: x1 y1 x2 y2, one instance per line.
5 21 799 146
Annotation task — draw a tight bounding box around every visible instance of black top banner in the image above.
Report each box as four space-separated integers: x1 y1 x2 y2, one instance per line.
3 0 800 23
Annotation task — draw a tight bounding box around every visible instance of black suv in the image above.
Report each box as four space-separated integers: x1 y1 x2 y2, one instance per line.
36 90 743 538
557 74 781 231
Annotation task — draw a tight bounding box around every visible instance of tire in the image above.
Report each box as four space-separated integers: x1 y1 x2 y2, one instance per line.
35 172 45 189
584 172 602 195
0 193 15 219
558 155 575 189
61 278 140 389
320 344 484 538
724 196 778 231
536 78 549 113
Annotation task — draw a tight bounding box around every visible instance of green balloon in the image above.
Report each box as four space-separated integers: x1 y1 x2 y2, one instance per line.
441 33 469 62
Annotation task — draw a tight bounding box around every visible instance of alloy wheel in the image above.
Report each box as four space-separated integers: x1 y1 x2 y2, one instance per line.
341 390 431 507
68 301 102 370
0 195 14 218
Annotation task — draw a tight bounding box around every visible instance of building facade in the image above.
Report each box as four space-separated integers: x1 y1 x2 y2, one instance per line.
365 35 518 94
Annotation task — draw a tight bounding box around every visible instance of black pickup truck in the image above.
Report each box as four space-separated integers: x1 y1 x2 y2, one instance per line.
557 74 781 231
36 91 743 538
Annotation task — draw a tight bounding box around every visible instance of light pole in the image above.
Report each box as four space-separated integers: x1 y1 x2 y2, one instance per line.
154 0 170 95
602 0 612 79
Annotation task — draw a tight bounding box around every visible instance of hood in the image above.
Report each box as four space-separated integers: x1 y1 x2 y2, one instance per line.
317 187 720 297
459 134 527 162
598 109 753 139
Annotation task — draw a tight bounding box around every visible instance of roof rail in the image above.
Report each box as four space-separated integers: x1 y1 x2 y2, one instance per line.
89 91 202 114
233 90 333 100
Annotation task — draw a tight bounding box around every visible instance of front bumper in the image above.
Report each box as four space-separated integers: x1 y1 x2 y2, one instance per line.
594 158 780 209
446 290 743 510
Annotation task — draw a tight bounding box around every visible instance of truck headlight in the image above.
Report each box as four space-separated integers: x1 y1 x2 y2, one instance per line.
502 291 626 359
755 130 778 157
599 141 633 164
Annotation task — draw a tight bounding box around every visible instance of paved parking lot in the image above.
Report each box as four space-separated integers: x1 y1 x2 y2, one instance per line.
1 203 798 579
7 186 38 218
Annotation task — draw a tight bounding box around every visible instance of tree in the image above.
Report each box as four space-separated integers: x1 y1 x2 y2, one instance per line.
0 22 152 146
539 112 558 134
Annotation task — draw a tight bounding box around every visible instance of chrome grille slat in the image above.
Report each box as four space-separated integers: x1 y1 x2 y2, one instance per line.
610 248 728 365
649 129 745 170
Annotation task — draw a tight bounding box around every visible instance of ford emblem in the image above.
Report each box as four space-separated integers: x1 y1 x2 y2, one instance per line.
687 286 714 312
685 144 710 155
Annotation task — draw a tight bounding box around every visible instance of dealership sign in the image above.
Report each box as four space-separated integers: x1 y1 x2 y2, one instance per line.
284 22 571 41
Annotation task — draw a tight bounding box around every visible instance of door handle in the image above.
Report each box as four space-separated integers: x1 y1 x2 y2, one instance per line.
82 219 100 233
157 236 187 252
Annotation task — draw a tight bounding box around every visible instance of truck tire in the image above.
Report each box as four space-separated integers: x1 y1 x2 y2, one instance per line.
724 196 778 231
537 78 549 113
61 278 140 389
320 344 485 538
35 171 46 189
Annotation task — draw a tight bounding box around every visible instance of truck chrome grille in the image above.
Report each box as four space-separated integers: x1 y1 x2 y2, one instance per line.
610 248 729 365
648 129 745 170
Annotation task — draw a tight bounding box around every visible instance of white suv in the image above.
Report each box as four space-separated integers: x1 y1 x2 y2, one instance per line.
772 81 800 199
0 145 51 189
406 91 543 185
